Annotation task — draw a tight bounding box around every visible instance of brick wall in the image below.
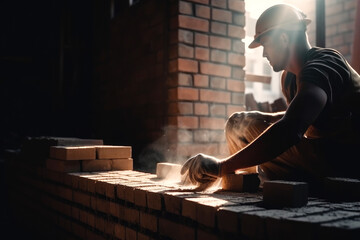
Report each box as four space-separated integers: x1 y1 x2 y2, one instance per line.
166 0 246 161
5 160 360 240
93 0 247 168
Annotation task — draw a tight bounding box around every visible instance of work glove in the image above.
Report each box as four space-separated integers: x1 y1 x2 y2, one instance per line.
180 153 221 188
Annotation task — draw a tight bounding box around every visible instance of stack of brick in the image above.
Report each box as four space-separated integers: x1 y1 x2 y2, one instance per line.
46 145 133 173
5 158 360 240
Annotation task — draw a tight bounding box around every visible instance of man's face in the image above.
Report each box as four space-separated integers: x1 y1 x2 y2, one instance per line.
259 31 289 72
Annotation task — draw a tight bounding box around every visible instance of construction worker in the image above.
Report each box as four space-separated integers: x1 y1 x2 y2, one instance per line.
181 4 360 190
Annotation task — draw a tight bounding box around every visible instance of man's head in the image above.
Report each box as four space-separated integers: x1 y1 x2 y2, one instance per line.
249 4 311 72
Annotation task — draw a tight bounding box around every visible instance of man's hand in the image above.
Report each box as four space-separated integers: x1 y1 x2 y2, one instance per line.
180 153 221 186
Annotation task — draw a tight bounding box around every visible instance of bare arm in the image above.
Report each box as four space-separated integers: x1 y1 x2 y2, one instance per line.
220 81 327 175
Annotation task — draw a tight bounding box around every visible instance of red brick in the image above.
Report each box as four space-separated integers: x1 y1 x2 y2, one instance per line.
46 159 81 173
156 162 182 180
210 104 225 116
227 79 245 92
179 15 209 32
96 197 110 214
179 1 193 15
200 117 226 129
111 158 133 171
194 129 210 142
195 47 209 61
211 49 227 63
194 74 209 87
233 13 245 26
178 58 198 73
178 73 193 86
195 33 209 47
95 215 105 232
212 8 232 23
73 191 91 208
140 212 158 233
178 87 199 100
179 29 194 44
114 224 125 240
222 173 260 192
200 62 231 77
211 22 227 35
197 229 218 240
126 227 137 240
179 44 194 58
211 0 227 8
168 102 193 115
228 0 245 13
124 207 140 225
231 92 245 104
200 89 231 103
210 36 231 50
231 67 245 79
210 77 226 89
232 39 245 53
168 116 199 129
49 146 96 160
138 233 150 240
96 145 132 159
159 218 195 240
228 24 245 38
195 5 210 19
105 221 115 236
82 159 112 172
57 185 73 201
194 103 209 115
228 53 245 66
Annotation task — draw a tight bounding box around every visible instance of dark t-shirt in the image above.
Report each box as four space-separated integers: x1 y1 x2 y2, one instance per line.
283 47 360 139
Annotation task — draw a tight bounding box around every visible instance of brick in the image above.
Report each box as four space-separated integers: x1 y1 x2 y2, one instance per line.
164 191 196 215
221 173 260 192
194 129 210 142
210 104 225 116
228 53 245 66
212 8 232 23
179 1 193 15
187 0 209 5
211 49 227 63
211 0 226 8
178 29 194 44
179 15 209 32
233 13 245 26
227 79 245 92
194 103 209 115
57 185 73 201
200 89 231 103
200 117 226 130
194 74 209 87
179 44 194 58
46 158 81 172
96 197 109 214
195 33 209 47
114 224 125 240
263 180 308 208
200 62 231 77
210 77 226 89
211 22 227 35
124 207 140 225
73 191 91 208
156 162 182 180
49 146 96 160
111 158 133 170
195 47 209 61
82 159 112 172
168 116 199 129
319 218 360 240
159 218 195 240
126 227 137 240
140 211 158 232
146 186 172 211
196 197 230 227
210 36 231 50
138 233 150 240
231 67 245 79
105 221 115 236
228 24 245 38
228 0 245 13
217 205 264 234
231 92 245 104
195 5 210 19
95 145 132 159
232 39 245 53
95 215 105 232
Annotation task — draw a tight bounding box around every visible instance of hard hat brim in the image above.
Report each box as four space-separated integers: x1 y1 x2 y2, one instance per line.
248 18 311 49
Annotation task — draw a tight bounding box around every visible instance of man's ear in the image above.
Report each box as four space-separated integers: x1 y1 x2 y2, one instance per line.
279 32 290 47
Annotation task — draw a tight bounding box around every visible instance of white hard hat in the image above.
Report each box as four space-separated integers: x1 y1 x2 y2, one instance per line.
249 4 311 49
